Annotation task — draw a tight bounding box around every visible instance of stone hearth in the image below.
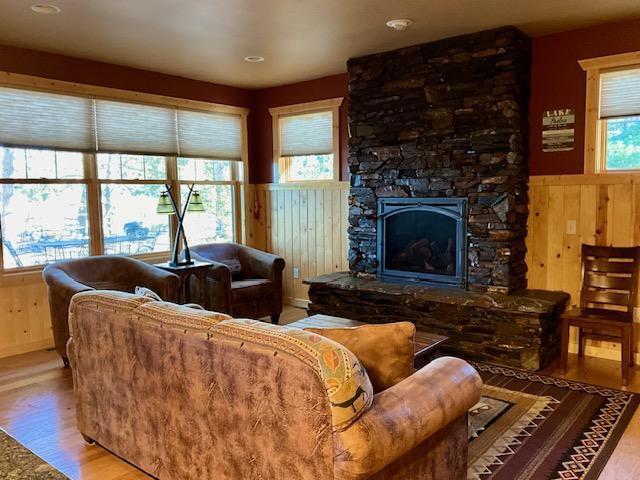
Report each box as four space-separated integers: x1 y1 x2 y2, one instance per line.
305 272 569 370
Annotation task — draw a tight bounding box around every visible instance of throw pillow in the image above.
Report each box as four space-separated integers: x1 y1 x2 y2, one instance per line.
304 322 415 393
134 286 162 301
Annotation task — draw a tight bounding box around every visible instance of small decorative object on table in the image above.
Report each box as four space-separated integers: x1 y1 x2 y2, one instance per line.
156 183 205 267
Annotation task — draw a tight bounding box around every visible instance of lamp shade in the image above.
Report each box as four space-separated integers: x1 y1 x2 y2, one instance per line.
187 190 205 212
156 191 175 214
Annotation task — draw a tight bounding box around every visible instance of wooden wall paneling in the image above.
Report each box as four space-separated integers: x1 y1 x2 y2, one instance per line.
331 188 342 272
315 188 325 280
307 189 318 281
341 188 350 270
0 277 53 359
561 185 582 311
527 175 640 363
250 182 349 306
546 186 566 292
527 184 550 289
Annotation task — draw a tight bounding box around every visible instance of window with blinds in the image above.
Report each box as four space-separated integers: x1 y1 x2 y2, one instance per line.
0 86 242 160
0 81 245 271
599 67 640 171
280 111 333 157
272 103 340 183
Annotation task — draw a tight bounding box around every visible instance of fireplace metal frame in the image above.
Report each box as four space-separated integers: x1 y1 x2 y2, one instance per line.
377 197 467 288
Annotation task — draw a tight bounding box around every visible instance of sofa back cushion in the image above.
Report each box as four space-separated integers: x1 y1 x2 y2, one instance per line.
304 322 416 393
213 319 374 431
135 301 232 330
68 291 336 479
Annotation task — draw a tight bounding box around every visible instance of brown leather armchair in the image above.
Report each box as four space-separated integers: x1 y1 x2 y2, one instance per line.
43 255 180 366
188 243 285 324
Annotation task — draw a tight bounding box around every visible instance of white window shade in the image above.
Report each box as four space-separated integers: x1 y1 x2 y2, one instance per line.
600 67 640 119
0 86 243 159
95 100 178 155
177 110 242 160
0 87 95 151
280 111 333 156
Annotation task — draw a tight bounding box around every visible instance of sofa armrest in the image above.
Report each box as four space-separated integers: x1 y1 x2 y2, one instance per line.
127 262 181 303
333 357 482 480
237 245 285 281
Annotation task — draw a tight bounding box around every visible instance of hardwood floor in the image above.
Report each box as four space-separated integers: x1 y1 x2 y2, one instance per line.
0 306 639 479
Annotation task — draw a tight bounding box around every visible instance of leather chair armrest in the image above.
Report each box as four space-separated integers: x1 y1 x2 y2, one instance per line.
43 267 93 299
237 245 285 280
127 261 181 303
333 357 482 480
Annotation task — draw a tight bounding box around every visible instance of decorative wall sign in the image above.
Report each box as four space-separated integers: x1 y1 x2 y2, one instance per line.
542 109 575 152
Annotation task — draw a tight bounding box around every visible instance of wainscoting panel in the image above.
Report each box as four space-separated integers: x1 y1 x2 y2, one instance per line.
248 182 349 306
526 174 640 361
0 274 53 359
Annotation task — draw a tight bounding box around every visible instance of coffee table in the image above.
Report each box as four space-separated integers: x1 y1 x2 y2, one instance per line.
287 314 448 366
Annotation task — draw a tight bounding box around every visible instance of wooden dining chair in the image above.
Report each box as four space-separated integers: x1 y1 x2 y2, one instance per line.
560 245 640 385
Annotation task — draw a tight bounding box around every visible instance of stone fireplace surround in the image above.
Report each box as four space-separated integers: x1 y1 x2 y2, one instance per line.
305 26 569 370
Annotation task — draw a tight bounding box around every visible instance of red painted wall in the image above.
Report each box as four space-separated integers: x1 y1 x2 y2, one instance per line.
0 45 252 108
529 18 640 175
248 74 349 184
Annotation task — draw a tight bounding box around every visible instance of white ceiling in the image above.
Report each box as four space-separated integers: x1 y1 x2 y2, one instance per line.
0 0 639 89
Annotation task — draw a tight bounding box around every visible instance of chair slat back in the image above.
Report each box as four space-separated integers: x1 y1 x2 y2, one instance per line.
580 245 640 313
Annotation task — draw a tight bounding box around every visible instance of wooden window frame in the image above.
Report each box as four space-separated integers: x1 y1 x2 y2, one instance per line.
269 97 343 184
579 52 640 174
0 72 251 277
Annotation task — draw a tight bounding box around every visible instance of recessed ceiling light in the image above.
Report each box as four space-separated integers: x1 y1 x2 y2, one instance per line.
244 56 265 63
386 19 413 31
30 4 61 15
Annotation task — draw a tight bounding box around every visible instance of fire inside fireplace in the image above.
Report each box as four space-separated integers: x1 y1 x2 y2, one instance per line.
377 198 467 288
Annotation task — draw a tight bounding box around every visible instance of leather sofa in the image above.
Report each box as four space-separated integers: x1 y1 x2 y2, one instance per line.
43 255 180 366
188 243 285 324
68 290 482 480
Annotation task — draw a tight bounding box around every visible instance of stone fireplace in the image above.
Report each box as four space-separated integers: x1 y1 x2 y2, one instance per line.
378 197 467 288
347 26 531 294
305 26 568 370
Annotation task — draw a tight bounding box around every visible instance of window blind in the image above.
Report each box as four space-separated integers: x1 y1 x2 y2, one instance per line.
0 87 95 151
600 67 640 119
177 110 242 160
280 110 333 156
0 86 242 159
95 100 177 155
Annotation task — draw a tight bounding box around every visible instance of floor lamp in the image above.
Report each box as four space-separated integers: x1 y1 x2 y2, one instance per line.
156 183 204 266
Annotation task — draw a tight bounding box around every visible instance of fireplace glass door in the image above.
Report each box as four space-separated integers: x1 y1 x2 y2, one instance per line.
377 198 467 287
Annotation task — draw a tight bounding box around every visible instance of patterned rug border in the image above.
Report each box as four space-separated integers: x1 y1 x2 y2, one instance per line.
470 361 640 480
471 361 639 398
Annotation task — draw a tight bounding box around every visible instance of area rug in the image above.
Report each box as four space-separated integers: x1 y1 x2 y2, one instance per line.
468 362 639 480
0 428 68 479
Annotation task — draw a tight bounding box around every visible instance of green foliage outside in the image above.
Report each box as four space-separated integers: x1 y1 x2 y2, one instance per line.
606 116 640 170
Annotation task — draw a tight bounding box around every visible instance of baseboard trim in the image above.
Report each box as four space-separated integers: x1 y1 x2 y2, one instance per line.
285 297 310 309
568 341 640 364
0 339 54 359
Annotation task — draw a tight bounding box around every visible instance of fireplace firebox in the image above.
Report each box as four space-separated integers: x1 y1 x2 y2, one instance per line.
377 198 467 288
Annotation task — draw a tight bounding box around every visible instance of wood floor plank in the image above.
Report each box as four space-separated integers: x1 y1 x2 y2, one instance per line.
1 309 640 479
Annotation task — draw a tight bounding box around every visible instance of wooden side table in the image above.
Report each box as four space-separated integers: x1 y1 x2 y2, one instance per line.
154 260 214 306
287 314 448 368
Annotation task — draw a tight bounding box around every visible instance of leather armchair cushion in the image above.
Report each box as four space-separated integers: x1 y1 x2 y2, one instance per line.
219 258 244 280
231 278 271 304
304 322 415 393
213 319 374 431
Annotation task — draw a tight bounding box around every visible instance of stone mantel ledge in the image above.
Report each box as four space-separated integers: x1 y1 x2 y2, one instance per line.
304 272 569 315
